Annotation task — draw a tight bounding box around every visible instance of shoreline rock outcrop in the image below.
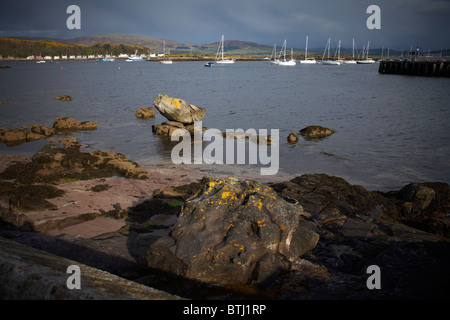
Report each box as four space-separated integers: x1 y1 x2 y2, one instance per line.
272 174 450 237
1 167 449 299
0 117 98 146
145 177 319 287
0 142 149 232
0 236 182 300
0 142 149 185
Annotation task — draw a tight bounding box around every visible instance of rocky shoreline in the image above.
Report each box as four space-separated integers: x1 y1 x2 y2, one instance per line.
0 95 449 300
0 143 449 299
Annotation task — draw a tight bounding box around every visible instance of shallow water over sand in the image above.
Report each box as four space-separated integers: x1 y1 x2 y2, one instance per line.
1 60 449 191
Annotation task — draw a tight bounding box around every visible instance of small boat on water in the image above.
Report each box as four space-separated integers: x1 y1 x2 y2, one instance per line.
215 35 235 64
102 58 115 62
126 50 144 62
36 60 46 64
204 62 215 67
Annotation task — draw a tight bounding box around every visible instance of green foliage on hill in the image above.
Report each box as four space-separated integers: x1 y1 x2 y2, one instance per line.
0 38 148 58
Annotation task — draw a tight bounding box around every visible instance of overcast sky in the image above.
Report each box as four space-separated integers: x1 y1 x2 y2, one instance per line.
1 0 449 50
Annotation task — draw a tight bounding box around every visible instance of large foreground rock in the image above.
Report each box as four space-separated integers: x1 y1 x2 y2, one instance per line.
145 177 319 287
153 94 206 124
0 236 181 299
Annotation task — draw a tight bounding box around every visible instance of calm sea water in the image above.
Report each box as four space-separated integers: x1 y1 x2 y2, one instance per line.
1 60 449 191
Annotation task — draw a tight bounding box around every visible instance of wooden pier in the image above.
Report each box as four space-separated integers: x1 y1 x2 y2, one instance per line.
378 60 450 77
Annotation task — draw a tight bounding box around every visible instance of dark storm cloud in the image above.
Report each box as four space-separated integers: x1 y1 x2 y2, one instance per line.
0 0 449 50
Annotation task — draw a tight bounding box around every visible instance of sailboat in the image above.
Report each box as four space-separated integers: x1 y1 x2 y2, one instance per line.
275 40 296 66
160 40 173 64
335 40 344 64
342 38 357 64
215 35 235 64
357 41 375 64
300 35 316 64
269 44 279 64
320 38 341 65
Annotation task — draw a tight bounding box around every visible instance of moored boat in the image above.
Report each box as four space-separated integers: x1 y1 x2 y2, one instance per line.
215 35 235 64
126 50 144 62
300 36 316 64
274 40 296 66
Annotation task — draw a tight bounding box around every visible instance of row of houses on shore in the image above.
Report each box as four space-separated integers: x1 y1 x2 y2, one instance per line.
1 53 166 61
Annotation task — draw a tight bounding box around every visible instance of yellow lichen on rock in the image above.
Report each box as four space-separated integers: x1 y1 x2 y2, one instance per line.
172 98 181 109
221 191 238 201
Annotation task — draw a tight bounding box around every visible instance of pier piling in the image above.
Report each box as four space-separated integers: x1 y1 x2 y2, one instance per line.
378 60 450 77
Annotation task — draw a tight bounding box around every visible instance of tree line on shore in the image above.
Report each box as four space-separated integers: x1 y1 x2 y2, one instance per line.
0 38 148 59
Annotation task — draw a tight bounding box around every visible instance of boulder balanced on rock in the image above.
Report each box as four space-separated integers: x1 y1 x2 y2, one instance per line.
153 94 206 125
145 177 319 287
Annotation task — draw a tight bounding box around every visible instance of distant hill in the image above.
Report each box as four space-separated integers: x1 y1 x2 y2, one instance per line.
2 34 448 59
66 34 190 53
66 34 274 55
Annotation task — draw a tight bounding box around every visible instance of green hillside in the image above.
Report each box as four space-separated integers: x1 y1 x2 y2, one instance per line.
0 37 148 58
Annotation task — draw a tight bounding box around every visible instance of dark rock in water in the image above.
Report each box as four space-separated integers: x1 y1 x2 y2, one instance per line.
25 132 45 142
136 107 155 119
152 121 207 138
53 95 72 101
299 125 335 140
53 117 98 131
287 132 299 144
3 130 27 146
152 123 187 138
145 177 319 287
153 94 206 124
0 118 98 146
31 124 55 136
